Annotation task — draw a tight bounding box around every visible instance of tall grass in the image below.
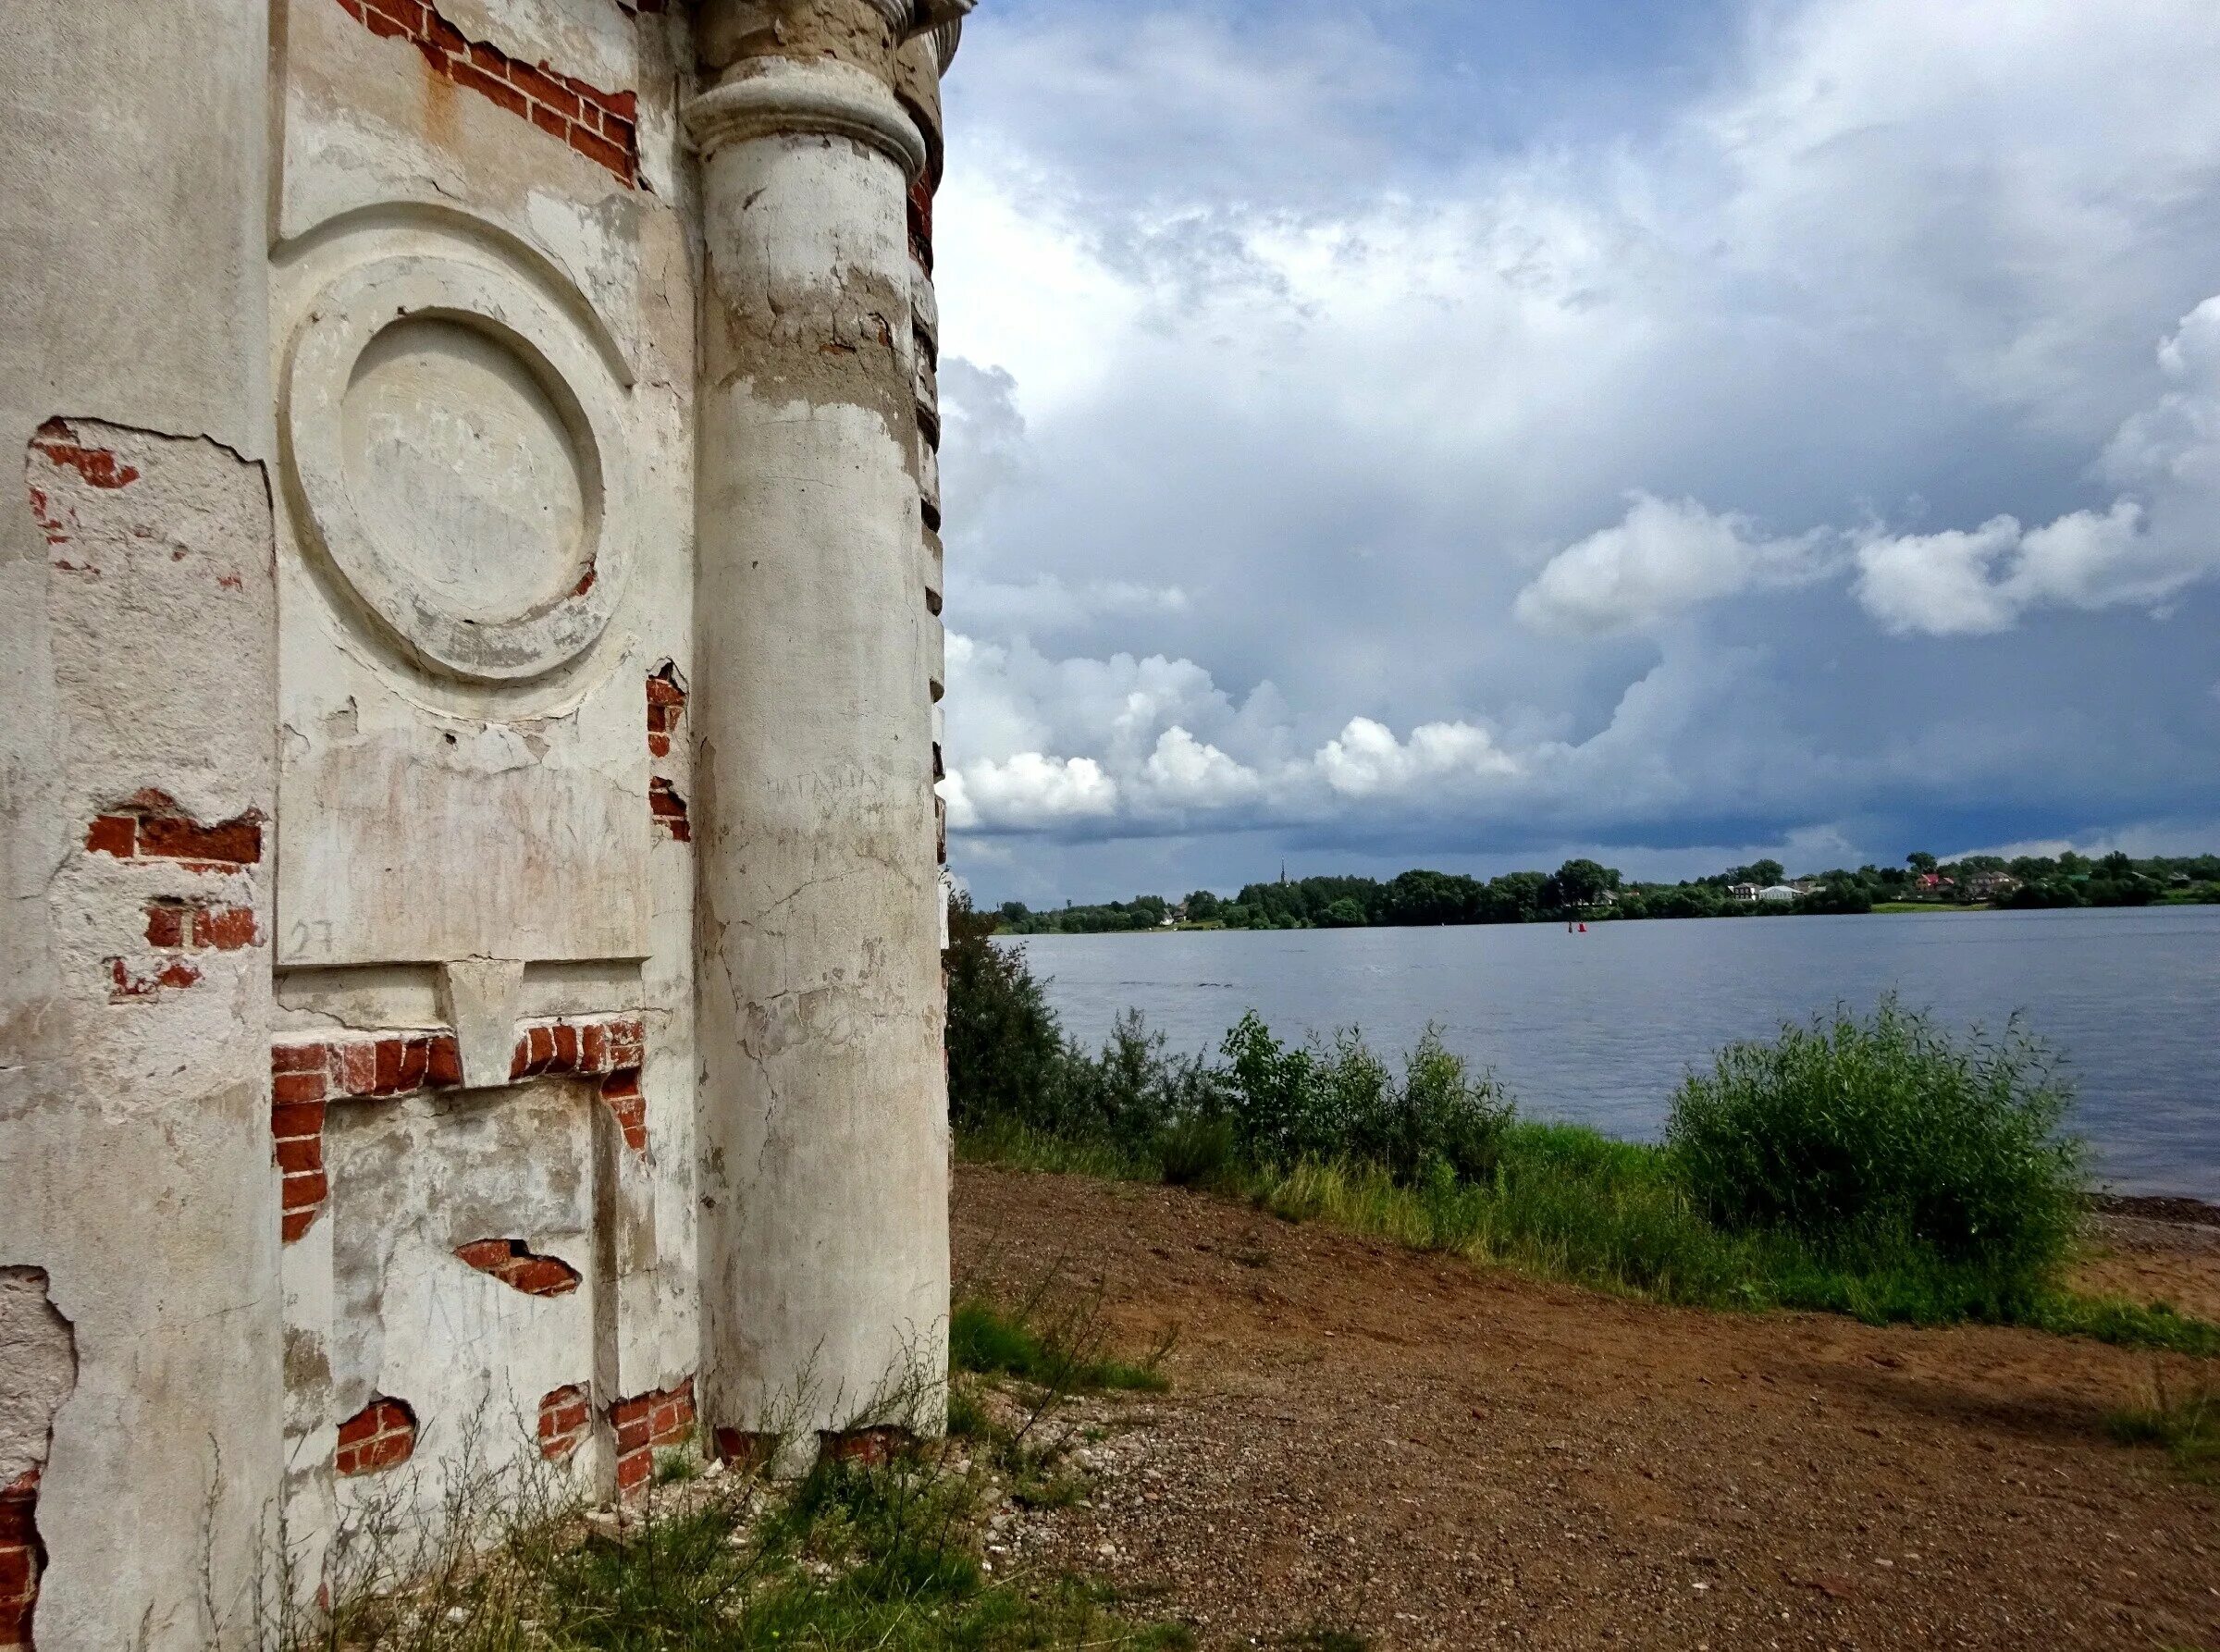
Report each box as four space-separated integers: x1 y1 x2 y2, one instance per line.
946 904 2217 1352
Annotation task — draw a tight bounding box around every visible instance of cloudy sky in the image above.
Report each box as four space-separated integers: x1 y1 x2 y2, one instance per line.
930 0 2220 906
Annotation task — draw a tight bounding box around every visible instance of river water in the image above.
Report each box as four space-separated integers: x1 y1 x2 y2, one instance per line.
1007 906 2220 1199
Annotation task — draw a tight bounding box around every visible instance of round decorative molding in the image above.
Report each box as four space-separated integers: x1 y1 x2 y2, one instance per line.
685 56 929 178
283 255 632 683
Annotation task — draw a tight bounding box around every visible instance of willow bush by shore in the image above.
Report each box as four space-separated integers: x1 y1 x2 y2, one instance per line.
944 899 2215 1352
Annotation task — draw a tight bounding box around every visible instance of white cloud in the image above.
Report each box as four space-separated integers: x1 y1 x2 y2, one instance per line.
943 754 1119 832
1515 494 1829 635
1314 718 1520 798
1852 296 2220 634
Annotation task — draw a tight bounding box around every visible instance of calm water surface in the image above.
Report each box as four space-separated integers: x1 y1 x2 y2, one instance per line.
1009 906 2220 1199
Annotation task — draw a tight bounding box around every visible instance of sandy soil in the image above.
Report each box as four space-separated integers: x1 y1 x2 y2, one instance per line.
954 1165 2220 1651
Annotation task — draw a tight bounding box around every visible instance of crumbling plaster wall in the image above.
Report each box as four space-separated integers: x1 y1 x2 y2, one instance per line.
2 0 962 1640
266 0 701 1588
0 6 286 1649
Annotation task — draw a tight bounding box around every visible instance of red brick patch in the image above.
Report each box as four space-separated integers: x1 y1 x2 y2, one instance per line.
0 1469 43 1652
85 790 263 869
610 1377 695 1495
334 0 641 184
335 1397 417 1477
453 1239 582 1297
648 777 690 844
537 1386 591 1461
646 662 686 759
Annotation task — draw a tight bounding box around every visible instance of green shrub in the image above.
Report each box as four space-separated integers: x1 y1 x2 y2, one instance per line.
1665 998 2084 1285
944 896 1068 1138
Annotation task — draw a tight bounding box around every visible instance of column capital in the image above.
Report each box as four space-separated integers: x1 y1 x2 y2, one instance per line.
864 0 976 41
685 55 929 178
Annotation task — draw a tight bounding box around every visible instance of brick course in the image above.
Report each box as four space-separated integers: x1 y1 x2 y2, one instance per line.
334 0 642 185
84 791 263 870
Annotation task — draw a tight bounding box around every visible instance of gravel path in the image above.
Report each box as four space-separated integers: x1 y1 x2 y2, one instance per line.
955 1164 2220 1650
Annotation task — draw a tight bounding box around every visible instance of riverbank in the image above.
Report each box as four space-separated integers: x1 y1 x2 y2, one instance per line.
955 1161 2220 1650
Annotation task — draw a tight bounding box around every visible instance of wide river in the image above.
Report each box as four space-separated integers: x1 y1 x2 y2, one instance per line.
1008 905 2219 1199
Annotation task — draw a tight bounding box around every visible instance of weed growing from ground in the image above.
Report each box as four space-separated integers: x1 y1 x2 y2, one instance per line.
2107 1369 2220 1480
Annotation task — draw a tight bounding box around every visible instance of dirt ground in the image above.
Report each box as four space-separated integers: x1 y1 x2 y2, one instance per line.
953 1165 2220 1651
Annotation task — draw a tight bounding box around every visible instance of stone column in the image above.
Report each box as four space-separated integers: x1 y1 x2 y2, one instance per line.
688 0 956 1448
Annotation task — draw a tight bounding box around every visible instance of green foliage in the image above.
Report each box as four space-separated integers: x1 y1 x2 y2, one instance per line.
1666 999 2085 1290
331 1429 1190 1651
946 925 2213 1351
944 897 1068 1139
1217 1015 1513 1184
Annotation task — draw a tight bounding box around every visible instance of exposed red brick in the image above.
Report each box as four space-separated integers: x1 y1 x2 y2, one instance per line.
273 1042 327 1075
88 793 261 869
823 1425 909 1468
426 1034 462 1089
600 1070 648 1154
647 662 687 760
537 1386 591 1461
335 1398 417 1476
648 777 690 842
273 1063 331 1244
0 1467 43 1652
569 126 629 178
31 420 140 490
610 1377 695 1497
396 1037 430 1093
190 904 258 951
84 815 135 858
339 1041 379 1097
106 955 200 1000
271 1100 327 1140
273 1070 327 1106
282 1173 329 1212
143 901 188 948
713 1427 777 1471
332 0 639 184
907 173 936 275
374 1037 404 1095
453 1239 581 1298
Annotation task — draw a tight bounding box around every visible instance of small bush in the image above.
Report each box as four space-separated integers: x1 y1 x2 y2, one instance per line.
1665 998 2085 1286
1219 1015 1513 1185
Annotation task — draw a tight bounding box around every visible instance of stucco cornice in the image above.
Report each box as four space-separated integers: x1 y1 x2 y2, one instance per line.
685 55 929 177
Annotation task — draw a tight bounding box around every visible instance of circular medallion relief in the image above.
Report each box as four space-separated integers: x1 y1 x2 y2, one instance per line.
285 256 630 682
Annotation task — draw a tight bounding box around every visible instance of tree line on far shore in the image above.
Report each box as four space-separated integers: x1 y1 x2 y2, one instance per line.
990 850 2220 935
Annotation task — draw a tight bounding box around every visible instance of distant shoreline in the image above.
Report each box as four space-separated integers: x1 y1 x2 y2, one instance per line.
994 899 2215 937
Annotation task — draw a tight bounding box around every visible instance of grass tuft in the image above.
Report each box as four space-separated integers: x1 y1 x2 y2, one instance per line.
952 1297 1170 1394
2107 1372 2220 1479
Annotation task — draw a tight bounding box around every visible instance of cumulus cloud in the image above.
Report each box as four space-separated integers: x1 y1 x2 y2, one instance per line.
1848 294 2220 633
1515 494 1830 635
